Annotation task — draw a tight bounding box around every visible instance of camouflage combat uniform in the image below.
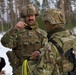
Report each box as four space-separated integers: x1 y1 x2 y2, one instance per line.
1 21 54 75
42 9 76 75
1 4 55 75
48 29 76 75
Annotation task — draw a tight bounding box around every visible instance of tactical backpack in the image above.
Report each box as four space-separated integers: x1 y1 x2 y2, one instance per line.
48 30 76 73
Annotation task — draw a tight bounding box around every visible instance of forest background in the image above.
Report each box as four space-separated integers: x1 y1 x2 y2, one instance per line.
0 0 76 33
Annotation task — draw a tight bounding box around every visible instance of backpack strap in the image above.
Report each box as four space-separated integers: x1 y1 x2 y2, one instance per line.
48 38 64 56
48 38 75 64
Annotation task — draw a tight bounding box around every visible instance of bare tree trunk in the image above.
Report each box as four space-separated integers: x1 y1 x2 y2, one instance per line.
10 0 14 27
14 0 18 25
61 0 65 20
0 7 4 33
6 0 10 29
64 0 71 25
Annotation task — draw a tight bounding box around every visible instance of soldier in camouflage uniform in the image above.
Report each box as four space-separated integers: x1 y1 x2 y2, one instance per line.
42 9 76 75
1 4 54 75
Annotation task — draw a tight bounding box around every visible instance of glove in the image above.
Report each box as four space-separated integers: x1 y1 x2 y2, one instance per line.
31 51 41 60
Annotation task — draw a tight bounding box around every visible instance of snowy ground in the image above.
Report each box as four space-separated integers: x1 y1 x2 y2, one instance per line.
72 27 76 36
0 33 12 75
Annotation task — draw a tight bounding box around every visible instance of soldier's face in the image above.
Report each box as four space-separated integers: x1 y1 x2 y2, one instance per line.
45 21 55 32
25 15 36 25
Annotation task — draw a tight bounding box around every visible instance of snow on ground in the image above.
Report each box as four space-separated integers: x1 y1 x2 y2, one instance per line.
72 27 76 36
0 33 12 75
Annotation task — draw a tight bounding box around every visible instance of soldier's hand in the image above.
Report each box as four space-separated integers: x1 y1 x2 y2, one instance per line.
14 21 27 30
31 51 41 59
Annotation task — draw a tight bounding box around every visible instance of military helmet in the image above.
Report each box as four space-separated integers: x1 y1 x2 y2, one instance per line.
42 8 66 25
20 4 38 18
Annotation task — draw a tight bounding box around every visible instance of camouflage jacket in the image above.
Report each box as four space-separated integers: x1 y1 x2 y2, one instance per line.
1 26 51 59
1 26 55 75
48 29 76 75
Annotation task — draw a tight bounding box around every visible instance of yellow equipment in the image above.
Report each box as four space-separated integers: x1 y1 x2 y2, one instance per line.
22 60 32 75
